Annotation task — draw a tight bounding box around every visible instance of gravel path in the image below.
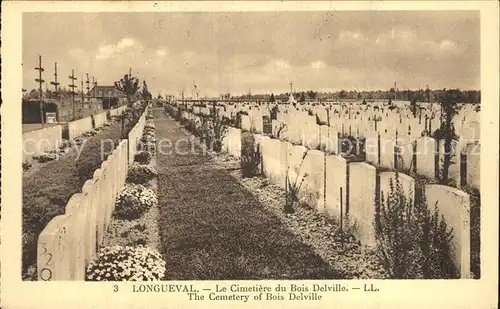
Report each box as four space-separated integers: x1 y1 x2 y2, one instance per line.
154 108 344 280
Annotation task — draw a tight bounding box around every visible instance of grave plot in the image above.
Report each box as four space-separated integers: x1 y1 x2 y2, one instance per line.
23 102 148 280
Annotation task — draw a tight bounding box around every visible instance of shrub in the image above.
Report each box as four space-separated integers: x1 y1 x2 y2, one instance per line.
134 150 152 164
85 245 165 281
126 164 158 185
75 134 121 185
121 228 148 246
134 223 147 231
82 130 98 137
23 161 32 172
211 112 228 153
375 174 458 279
143 131 155 139
284 150 308 213
137 141 157 156
34 153 57 163
240 134 261 178
115 184 158 220
143 127 155 135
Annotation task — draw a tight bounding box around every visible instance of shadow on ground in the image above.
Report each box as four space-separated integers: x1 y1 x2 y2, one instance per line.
154 109 345 280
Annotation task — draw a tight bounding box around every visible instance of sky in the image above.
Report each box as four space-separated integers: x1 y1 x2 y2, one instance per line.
23 11 480 97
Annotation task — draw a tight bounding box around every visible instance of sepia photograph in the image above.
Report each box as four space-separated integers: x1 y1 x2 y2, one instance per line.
1 1 499 308
19 9 482 282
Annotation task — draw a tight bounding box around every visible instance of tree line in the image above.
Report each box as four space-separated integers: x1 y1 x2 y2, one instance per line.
232 88 480 104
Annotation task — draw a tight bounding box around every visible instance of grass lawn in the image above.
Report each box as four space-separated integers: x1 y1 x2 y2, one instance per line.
155 111 344 280
22 121 123 279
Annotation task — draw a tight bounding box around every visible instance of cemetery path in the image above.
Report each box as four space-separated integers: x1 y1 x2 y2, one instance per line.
154 108 344 280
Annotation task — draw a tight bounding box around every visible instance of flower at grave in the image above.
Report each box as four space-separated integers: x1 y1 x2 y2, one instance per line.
126 164 158 185
140 134 156 144
114 184 158 220
86 245 166 281
143 131 156 140
143 126 155 133
134 150 153 165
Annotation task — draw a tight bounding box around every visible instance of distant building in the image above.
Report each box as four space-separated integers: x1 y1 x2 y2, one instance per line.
88 85 127 109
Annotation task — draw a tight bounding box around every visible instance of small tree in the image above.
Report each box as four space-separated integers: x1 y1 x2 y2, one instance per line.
270 93 275 103
432 89 461 184
299 92 306 102
211 110 228 152
141 80 152 101
114 69 140 107
240 134 261 178
410 98 417 117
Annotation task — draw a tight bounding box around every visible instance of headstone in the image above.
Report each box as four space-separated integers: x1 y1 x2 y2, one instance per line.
348 162 377 245
416 136 437 179
365 131 379 166
325 155 347 220
462 142 480 189
37 215 71 281
425 185 471 278
300 150 325 212
65 194 87 280
82 180 96 264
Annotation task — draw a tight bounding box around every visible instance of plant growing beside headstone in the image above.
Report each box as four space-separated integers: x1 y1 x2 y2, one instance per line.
134 150 153 165
126 164 158 185
432 89 462 185
240 134 261 178
211 111 229 153
23 161 32 172
115 184 158 220
85 245 165 281
374 173 458 279
284 150 309 214
275 122 287 139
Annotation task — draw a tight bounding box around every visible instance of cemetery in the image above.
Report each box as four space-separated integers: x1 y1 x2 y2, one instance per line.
165 97 481 279
21 93 481 281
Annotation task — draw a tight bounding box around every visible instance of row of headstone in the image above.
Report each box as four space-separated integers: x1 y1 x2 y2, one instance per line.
127 107 149 164
183 102 476 279
36 105 150 280
251 136 474 278
109 105 127 117
37 139 129 280
364 132 480 190
215 101 480 190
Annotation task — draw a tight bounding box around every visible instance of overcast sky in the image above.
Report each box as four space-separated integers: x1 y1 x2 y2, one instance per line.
23 11 480 97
